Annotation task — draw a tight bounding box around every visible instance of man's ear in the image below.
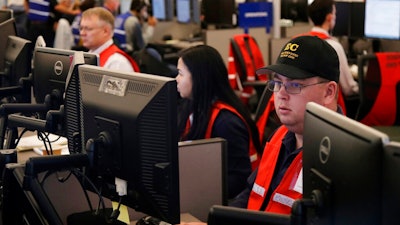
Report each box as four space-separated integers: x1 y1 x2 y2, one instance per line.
326 13 334 24
325 81 338 103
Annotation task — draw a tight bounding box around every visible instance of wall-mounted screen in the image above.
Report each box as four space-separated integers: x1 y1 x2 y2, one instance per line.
202 0 235 28
176 0 190 23
152 0 174 20
364 0 400 40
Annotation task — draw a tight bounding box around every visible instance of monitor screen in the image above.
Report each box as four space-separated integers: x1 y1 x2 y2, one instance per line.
32 47 98 107
4 36 32 87
202 0 235 28
2 36 32 103
176 0 191 23
78 64 180 224
0 18 17 73
281 0 308 22
0 9 13 24
364 0 400 40
332 1 350 36
349 2 365 38
333 1 365 38
152 0 174 20
302 102 389 224
191 0 200 24
207 205 291 225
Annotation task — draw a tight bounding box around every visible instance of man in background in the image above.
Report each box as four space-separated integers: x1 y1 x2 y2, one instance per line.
307 0 359 98
79 7 139 71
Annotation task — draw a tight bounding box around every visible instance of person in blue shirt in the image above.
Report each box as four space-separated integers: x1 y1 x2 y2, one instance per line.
114 0 157 54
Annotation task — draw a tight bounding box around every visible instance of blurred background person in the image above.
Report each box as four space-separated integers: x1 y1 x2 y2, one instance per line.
307 0 359 98
80 7 139 71
114 0 157 54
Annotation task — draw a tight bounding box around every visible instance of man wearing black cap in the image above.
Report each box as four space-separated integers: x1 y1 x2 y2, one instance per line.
227 35 341 215
179 35 340 225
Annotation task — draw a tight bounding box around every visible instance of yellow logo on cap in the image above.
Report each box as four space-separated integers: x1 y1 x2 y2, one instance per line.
284 43 299 51
280 43 299 59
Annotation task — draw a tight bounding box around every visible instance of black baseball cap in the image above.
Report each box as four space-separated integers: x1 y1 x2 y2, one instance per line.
256 35 339 82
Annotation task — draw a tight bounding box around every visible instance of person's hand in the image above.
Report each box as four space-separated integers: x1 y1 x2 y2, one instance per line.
147 16 158 26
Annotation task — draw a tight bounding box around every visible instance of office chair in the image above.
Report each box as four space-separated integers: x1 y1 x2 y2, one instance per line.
355 52 400 126
253 87 281 148
228 33 267 111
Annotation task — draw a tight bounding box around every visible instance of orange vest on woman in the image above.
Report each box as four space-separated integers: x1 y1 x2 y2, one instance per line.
204 101 260 170
247 126 303 214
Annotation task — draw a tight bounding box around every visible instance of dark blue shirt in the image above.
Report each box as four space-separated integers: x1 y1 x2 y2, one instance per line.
212 109 252 199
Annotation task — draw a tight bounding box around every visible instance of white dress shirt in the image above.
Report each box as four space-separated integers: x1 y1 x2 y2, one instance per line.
89 39 135 72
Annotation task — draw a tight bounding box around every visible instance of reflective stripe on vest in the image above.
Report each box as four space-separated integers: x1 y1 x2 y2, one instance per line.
227 34 266 105
114 12 131 51
28 0 50 21
248 126 303 214
71 14 82 45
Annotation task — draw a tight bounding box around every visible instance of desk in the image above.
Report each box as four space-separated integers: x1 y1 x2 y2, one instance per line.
6 151 203 225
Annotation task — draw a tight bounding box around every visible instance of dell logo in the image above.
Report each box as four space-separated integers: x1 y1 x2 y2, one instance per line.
54 61 63 76
319 136 331 164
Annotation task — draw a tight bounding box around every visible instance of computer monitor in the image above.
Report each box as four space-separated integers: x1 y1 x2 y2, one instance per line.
281 0 308 22
349 2 365 38
382 141 400 225
78 64 180 224
332 1 365 38
0 9 13 24
176 0 191 23
32 47 98 107
332 1 350 36
0 36 32 104
202 0 235 28
0 18 17 73
301 102 389 225
207 205 291 225
175 0 200 24
364 0 400 40
3 36 32 89
151 0 174 21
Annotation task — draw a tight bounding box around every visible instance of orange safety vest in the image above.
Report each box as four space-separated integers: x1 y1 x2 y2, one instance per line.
298 31 347 116
99 44 140 72
228 34 267 105
247 126 303 214
360 52 400 126
204 101 260 170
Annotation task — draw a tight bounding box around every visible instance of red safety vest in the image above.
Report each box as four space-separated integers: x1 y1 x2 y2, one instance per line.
360 52 400 126
297 31 347 115
227 34 267 105
99 44 140 72
247 126 303 214
184 101 260 170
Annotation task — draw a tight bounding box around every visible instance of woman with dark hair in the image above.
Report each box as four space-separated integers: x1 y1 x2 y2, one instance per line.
176 45 262 199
